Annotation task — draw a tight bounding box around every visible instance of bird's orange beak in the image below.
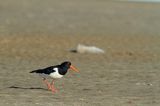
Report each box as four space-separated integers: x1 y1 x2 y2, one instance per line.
70 65 79 72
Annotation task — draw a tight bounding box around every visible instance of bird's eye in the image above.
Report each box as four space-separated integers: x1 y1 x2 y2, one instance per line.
67 62 71 65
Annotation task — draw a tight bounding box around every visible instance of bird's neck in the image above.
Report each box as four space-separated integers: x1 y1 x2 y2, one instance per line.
58 65 69 75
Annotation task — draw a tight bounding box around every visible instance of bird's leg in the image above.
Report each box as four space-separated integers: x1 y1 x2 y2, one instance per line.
42 78 52 90
50 80 58 93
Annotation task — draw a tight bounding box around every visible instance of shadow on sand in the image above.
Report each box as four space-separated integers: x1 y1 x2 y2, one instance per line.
8 86 47 91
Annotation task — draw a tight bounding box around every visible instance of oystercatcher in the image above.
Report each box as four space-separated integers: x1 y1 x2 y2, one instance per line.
30 61 79 94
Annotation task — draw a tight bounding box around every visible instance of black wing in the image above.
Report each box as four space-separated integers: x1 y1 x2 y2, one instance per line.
30 66 58 75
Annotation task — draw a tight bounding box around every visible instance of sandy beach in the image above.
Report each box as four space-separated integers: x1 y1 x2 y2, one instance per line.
0 0 160 106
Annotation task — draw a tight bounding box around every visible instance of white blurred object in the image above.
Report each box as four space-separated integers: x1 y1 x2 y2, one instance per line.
76 44 105 54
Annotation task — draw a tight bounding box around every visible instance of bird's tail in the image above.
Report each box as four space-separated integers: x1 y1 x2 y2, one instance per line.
30 69 42 73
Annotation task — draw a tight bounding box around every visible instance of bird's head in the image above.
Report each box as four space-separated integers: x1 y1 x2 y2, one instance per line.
60 61 79 72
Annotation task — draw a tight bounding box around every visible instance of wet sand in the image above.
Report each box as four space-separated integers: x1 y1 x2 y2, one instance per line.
0 0 160 106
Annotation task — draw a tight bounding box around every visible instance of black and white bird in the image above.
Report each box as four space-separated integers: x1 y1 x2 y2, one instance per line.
30 61 79 94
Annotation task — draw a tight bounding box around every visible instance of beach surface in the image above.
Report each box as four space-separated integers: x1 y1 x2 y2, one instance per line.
0 0 160 106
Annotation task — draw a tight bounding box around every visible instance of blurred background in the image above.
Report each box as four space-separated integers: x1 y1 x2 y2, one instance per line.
0 0 160 106
0 0 160 36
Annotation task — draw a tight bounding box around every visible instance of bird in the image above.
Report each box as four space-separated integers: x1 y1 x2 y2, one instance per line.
30 61 79 94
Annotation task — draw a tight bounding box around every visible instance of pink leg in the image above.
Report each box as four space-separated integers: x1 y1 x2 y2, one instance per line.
43 78 52 90
50 80 58 93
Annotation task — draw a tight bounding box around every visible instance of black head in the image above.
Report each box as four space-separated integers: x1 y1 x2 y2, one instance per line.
59 61 79 74
57 61 71 75
60 61 71 67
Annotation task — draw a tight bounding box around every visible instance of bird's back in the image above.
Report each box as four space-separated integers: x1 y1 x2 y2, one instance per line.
30 66 57 75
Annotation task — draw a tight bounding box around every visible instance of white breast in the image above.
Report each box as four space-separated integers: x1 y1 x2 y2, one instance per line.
49 68 63 79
